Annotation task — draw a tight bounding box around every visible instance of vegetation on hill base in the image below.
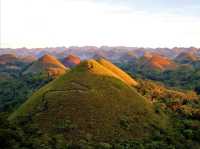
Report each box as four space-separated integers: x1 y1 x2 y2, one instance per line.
1 103 200 149
135 79 200 119
0 113 69 149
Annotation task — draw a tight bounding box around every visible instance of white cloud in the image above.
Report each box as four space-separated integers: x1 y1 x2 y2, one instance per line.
1 0 200 48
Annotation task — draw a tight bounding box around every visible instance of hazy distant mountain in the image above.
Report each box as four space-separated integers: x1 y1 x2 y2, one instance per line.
0 46 199 62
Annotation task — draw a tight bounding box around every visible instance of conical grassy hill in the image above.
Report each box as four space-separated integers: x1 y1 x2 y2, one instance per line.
10 59 169 143
62 54 81 68
23 54 69 77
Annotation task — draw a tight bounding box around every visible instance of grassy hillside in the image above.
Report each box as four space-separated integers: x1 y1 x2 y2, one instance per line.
10 59 169 143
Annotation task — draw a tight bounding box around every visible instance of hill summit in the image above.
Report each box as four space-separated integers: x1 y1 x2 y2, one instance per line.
10 59 168 142
23 54 69 77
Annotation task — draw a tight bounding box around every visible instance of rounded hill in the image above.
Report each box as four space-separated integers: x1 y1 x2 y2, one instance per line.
141 54 176 71
62 54 81 68
23 54 69 77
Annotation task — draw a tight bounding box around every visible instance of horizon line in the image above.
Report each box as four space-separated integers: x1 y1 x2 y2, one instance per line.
0 45 200 49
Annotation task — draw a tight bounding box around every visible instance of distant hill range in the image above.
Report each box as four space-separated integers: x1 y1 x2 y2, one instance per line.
1 46 199 61
0 46 199 73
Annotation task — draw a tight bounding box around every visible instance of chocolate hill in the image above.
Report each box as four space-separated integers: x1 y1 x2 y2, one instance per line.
62 54 81 68
142 54 176 71
10 59 169 143
23 54 69 77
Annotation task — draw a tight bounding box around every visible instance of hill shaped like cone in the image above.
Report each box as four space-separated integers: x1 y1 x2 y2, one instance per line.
10 59 169 142
63 54 81 67
141 54 176 71
23 54 69 77
97 58 138 86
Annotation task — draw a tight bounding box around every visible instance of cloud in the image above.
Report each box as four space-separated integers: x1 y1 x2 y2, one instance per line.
95 0 200 17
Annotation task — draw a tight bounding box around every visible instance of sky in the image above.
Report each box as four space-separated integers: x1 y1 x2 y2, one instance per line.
1 0 200 48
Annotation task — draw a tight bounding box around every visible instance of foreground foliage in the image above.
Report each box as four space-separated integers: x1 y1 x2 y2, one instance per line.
1 111 200 149
0 73 52 112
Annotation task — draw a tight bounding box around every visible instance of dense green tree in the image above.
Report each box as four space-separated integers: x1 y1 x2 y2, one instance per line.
0 73 52 112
